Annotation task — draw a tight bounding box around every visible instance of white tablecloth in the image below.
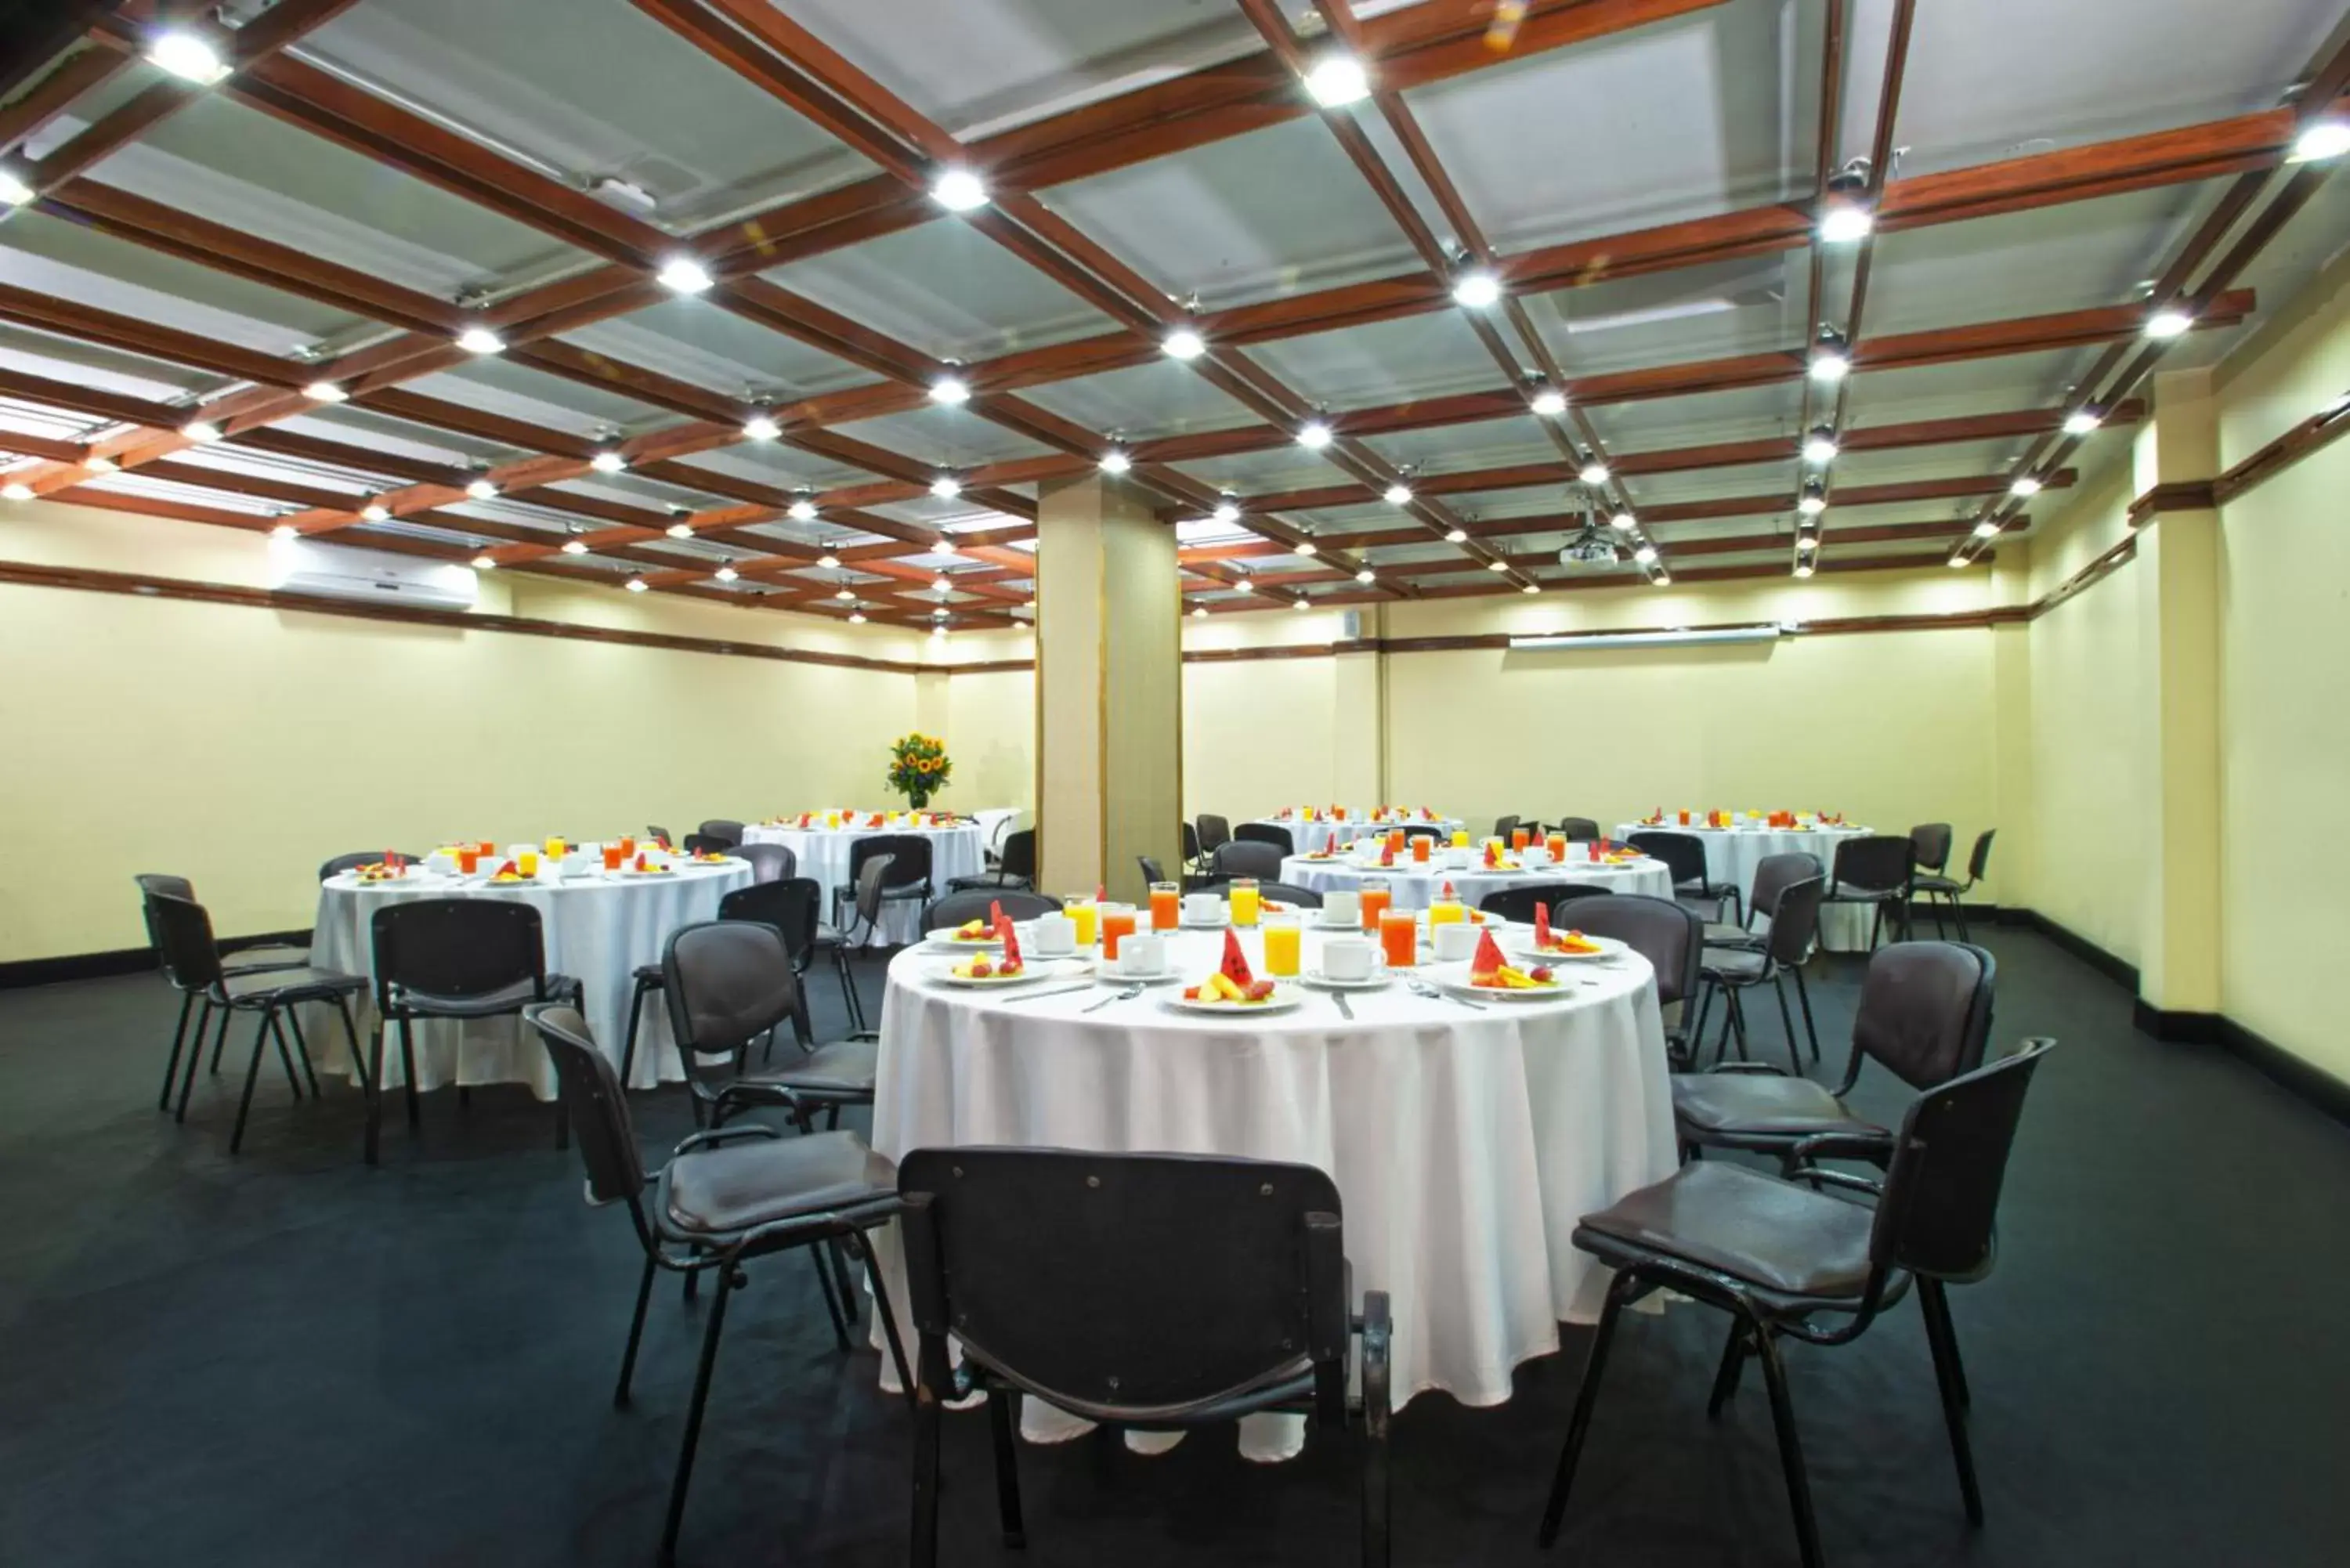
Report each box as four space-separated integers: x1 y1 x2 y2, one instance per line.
306 860 752 1093
742 824 985 945
1614 822 1877 948
1242 815 1462 855
1278 852 1674 910
869 924 1678 1420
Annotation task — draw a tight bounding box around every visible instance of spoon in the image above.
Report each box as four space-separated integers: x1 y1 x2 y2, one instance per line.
1408 979 1484 1010
1081 984 1145 1013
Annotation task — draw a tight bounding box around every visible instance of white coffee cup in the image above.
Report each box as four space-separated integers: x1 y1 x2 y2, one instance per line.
1028 913 1076 956
1322 936 1377 981
1183 891 1224 925
1324 888 1361 926
1115 932 1166 977
1431 922 1480 962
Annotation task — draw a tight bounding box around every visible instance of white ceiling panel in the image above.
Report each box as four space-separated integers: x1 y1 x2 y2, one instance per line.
767 218 1122 360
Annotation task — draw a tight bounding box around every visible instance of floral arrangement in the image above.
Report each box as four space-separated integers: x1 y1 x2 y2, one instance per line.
887 732 952 807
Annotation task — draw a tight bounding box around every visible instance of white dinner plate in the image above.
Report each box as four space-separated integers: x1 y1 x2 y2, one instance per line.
927 959 1079 987
1178 912 1229 930
1420 959 1574 1002
1162 981 1305 1016
925 928 1004 949
1505 932 1629 963
1298 969 1390 991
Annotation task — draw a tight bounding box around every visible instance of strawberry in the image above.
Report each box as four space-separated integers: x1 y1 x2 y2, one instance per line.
1181 985 1202 1001
1530 965 1555 983
1243 978 1276 1002
968 958 992 978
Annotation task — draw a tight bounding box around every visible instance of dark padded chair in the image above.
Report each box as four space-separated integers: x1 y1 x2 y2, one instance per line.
1689 876 1827 1071
525 1003 908 1568
136 873 309 1108
1136 854 1167 888
1259 882 1325 910
646 824 674 848
1553 816 1601 842
1234 822 1295 854
620 877 828 1089
1707 851 1823 948
1213 839 1287 880
731 840 794 883
696 818 745 848
1492 815 1520 843
366 898 581 1165
1477 883 1612 924
1539 1039 2057 1568
949 827 1034 893
680 833 728 856
1569 894 1705 1064
823 854 895 1033
1913 829 1995 941
1910 821 1954 878
1400 822 1445 843
1673 941 1998 1167
922 889 1061 931
146 891 367 1153
1628 829 1743 924
1180 820 1201 872
898 1147 1391 1568
835 833 933 941
1821 834 1918 952
320 850 421 880
663 920 879 1133
1196 814 1233 858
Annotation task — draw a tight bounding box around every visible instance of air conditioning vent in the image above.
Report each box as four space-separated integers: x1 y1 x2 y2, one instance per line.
267 537 479 613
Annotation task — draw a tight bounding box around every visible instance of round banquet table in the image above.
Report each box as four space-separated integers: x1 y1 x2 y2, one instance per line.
1278 851 1674 910
1242 816 1465 855
864 923 1678 1439
305 858 753 1094
742 822 985 945
1614 822 1875 948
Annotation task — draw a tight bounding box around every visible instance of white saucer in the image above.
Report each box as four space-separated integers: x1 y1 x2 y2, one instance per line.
1299 970 1390 991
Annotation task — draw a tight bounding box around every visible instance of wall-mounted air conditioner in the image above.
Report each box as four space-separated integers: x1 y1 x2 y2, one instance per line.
267 536 479 613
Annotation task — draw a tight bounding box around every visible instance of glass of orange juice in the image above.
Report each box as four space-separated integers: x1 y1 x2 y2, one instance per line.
1229 877 1260 927
457 847 480 875
545 836 566 858
1262 911 1301 976
517 849 539 877
1359 883 1391 931
619 835 636 858
1101 904 1137 959
1428 896 1464 927
1148 880 1180 931
1386 829 1405 854
1066 898 1099 947
1379 909 1418 969
1510 827 1531 853
602 844 624 872
1410 834 1430 863
1546 833 1567 861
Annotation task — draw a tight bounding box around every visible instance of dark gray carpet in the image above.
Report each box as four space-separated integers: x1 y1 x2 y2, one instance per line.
1 930 2344 1567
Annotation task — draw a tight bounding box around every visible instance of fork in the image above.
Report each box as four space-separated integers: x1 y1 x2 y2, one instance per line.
1081 984 1144 1013
1408 979 1485 1010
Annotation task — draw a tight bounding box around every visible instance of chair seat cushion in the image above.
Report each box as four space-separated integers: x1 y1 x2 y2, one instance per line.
1911 874 1962 894
1578 1161 1875 1299
659 1130 896 1241
222 944 313 973
1701 922 1756 947
219 966 366 1004
1701 948 1769 981
389 972 580 1017
1670 1072 1885 1140
739 1039 878 1098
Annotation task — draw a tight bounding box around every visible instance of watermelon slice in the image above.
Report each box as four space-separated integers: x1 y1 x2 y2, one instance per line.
995 913 1023 973
1470 927 1507 979
1534 901 1553 949
988 898 1003 927
1220 927 1256 988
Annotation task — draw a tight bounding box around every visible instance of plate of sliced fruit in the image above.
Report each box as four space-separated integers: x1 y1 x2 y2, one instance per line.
930 955 1072 987
1165 930 1304 1013
1423 958 1567 1000
1509 930 1625 963
925 919 1004 948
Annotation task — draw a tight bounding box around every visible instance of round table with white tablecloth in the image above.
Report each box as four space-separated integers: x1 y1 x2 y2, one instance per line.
1240 815 1462 856
742 822 985 945
1278 850 1674 910
1614 822 1876 948
306 858 752 1093
866 923 1677 1436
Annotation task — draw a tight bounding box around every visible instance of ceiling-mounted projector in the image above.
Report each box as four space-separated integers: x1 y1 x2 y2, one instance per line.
1557 521 1621 568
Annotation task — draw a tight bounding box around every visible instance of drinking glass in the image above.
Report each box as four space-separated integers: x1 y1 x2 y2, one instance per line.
1101 904 1137 960
1410 835 1430 863
1510 827 1531 852
1427 898 1464 927
1228 878 1260 927
1359 883 1392 931
1450 830 1471 848
1148 880 1180 931
1546 833 1567 861
457 847 480 876
618 836 636 858
602 844 624 872
1379 909 1418 969
1066 898 1099 947
1262 912 1301 977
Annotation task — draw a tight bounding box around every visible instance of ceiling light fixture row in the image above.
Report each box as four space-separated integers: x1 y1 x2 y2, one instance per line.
1810 325 1851 382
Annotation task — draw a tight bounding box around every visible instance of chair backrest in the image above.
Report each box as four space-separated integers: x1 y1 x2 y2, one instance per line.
1850 941 1997 1090
320 850 421 881
851 833 933 891
923 889 1062 930
1477 883 1613 924
1870 1039 2055 1284
1233 822 1294 854
1553 816 1601 842
525 1004 649 1205
718 876 821 956
1136 854 1166 886
1567 894 1704 1009
696 818 745 847
1492 815 1520 841
371 898 547 1002
1748 851 1824 921
681 833 726 856
1909 822 1953 875
144 890 226 992
1258 882 1325 910
1399 823 1444 841
1180 821 1199 862
1212 840 1286 880
1762 876 1828 966
1196 814 1232 854
898 1147 1350 1424
663 919 798 1059
1625 830 1707 887
1831 834 1916 895
646 824 674 847
135 872 194 902
1964 827 1997 883
851 852 897 927
1000 828 1037 880
732 840 795 883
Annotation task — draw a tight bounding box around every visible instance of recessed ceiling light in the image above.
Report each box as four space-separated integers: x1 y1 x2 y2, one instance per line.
929 375 971 406
1162 327 1206 360
1485 558 1508 573
2063 408 2103 436
2144 309 2193 340
817 552 841 569
931 167 989 211
1191 605 1209 618
270 522 298 540
1099 449 1131 475
1947 554 1970 568
1610 510 1636 532
0 169 33 207
472 553 497 570
1212 496 1241 525
1796 531 1819 552
1632 543 1658 565
590 450 627 473
714 565 739 582
1296 540 1318 556
1973 519 2001 538
743 414 781 441
930 475 962 500
932 575 953 593
1577 461 1609 485
146 30 229 85
1653 573 1672 587
561 540 589 555
624 576 648 593
1292 596 1311 612
934 538 958 556
1810 327 1850 381
1383 482 1412 505
836 587 856 602
81 455 117 473
1521 582 1539 594
1296 421 1333 450
1530 388 1567 417
656 257 713 294
2289 119 2350 163
665 522 693 539
1451 270 1502 309
181 419 222 443
1355 568 1376 583
2009 475 2042 497
457 325 504 355
1817 199 1873 244
1802 426 1838 464
1793 562 1814 578
466 479 498 500
787 498 819 522
304 381 348 403
1444 527 1468 543
360 502 390 522
848 611 867 623
1303 53 1370 108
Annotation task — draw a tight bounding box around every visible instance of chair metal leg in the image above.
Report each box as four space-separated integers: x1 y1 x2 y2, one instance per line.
618 976 655 1089
228 1012 272 1154
1791 966 1821 1063
1536 1272 1639 1547
364 1021 389 1165
910 1331 947 1568
180 1002 228 1121
811 1247 852 1351
987 1386 1026 1548
1951 891 1972 944
1771 974 1803 1075
278 1007 323 1099
614 1254 657 1407
1918 1279 1984 1524
209 1003 230 1073
856 1234 916 1403
269 1008 303 1100
1706 1319 1747 1418
657 1261 739 1568
1752 1326 1824 1568
396 1016 421 1129
158 992 197 1111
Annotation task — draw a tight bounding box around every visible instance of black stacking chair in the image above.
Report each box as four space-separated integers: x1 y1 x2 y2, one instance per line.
646 824 674 847
620 877 827 1088
1259 882 1325 910
696 818 745 848
1399 822 1445 843
1492 815 1520 842
1912 829 1994 940
822 854 895 1033
1688 875 1827 1071
319 850 422 880
1478 883 1613 923
1552 816 1601 841
680 833 727 856
1674 941 1997 1167
731 840 794 883
923 889 1061 930
1235 822 1295 854
1910 822 1953 880
1706 851 1822 948
1569 894 1705 1064
1628 829 1743 924
1821 834 1918 952
1180 820 1202 872
663 919 879 1133
836 833 932 939
949 827 1034 892
146 891 367 1153
1538 1039 2057 1568
1213 839 1288 880
136 873 309 1109
366 898 580 1165
525 1003 908 1568
1136 854 1167 888
1196 813 1232 859
898 1147 1392 1568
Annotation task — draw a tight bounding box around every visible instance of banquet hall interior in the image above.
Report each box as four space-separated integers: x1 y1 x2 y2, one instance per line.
5 1 2350 1565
